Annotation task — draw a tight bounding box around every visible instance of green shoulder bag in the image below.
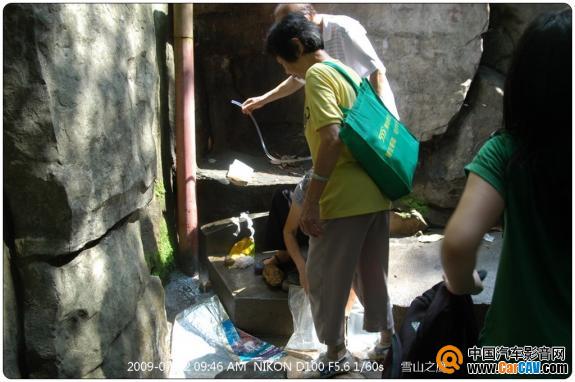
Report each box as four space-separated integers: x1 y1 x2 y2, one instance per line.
323 61 419 201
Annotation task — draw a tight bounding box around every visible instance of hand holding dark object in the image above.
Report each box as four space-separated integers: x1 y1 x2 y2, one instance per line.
443 269 486 295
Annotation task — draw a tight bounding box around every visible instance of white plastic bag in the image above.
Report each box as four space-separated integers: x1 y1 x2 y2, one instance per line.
169 295 284 378
346 300 380 356
285 286 326 352
169 295 234 378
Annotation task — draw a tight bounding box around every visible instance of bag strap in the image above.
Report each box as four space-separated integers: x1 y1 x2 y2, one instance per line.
322 61 359 95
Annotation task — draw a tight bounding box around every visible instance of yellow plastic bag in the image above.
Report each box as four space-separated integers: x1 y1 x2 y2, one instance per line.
228 237 255 256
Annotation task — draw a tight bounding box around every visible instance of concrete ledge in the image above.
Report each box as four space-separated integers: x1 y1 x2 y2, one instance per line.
202 213 294 336
207 254 294 337
197 151 307 224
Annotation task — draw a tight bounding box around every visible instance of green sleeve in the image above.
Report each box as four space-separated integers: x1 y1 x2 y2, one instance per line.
464 134 514 199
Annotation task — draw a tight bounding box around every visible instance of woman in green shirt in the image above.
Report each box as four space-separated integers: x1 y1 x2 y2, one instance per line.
442 9 571 372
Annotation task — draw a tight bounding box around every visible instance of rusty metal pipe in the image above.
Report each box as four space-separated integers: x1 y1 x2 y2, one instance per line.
174 4 198 273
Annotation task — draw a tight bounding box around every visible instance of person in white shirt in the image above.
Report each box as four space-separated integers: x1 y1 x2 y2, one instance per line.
241 3 400 120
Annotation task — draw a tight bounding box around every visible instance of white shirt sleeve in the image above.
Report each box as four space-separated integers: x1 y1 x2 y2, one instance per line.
292 75 306 84
340 19 385 75
322 14 400 120
322 15 384 77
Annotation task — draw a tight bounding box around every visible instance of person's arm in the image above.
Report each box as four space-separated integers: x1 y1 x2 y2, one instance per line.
299 123 342 237
283 203 308 292
369 69 385 98
442 173 505 295
241 76 304 114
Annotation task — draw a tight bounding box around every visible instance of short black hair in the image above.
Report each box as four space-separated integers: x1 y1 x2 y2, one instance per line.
265 12 323 62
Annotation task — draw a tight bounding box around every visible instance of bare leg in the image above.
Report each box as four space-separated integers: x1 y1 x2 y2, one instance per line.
345 288 357 316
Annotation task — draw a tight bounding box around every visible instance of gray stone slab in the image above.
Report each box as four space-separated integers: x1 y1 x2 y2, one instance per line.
207 253 293 337
388 230 501 331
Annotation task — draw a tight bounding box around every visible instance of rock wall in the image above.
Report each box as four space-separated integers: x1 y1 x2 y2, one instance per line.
3 4 171 377
414 66 505 208
482 3 570 74
316 4 489 141
4 4 157 256
412 3 569 212
3 243 22 378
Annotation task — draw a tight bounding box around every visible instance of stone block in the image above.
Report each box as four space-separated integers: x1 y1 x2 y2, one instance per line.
390 210 428 237
20 219 149 378
99 277 171 378
413 66 505 208
3 4 158 256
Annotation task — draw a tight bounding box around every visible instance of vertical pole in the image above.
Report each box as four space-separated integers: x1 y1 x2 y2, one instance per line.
174 4 198 274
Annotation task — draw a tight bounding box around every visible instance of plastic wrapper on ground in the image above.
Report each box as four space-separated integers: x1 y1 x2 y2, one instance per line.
347 300 381 358
169 295 284 378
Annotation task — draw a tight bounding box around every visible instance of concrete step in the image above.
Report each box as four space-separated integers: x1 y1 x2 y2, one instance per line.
200 213 294 336
196 151 307 224
201 214 501 338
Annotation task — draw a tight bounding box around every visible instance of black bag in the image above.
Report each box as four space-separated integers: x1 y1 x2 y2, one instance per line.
383 281 480 378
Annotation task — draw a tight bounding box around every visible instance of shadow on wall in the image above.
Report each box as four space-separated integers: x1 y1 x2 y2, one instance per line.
193 4 307 159
4 3 158 256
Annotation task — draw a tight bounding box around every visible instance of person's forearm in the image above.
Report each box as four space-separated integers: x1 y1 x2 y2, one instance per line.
441 173 504 294
261 76 304 104
441 232 481 294
283 230 305 270
369 69 384 98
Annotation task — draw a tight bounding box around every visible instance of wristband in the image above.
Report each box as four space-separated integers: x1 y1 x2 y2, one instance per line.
311 171 329 182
